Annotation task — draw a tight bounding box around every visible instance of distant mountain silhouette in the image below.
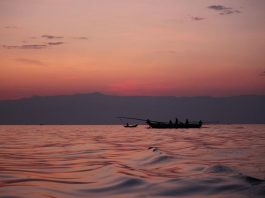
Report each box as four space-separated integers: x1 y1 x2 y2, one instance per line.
0 93 264 124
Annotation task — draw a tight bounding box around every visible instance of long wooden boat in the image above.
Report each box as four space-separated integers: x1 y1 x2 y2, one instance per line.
118 117 202 129
146 120 202 129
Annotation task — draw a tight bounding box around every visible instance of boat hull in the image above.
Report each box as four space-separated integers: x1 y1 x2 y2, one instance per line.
147 122 202 129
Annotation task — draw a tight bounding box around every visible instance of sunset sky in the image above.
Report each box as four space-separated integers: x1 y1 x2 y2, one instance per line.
0 0 264 100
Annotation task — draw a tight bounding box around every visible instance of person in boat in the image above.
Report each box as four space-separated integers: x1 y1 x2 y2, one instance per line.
146 119 151 124
185 119 189 125
169 120 173 126
126 123 129 127
175 118 179 126
199 120 202 126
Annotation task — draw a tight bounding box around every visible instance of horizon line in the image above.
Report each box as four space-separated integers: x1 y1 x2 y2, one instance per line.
1 92 264 102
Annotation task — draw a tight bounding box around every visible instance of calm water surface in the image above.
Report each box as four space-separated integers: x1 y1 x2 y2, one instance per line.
0 125 264 198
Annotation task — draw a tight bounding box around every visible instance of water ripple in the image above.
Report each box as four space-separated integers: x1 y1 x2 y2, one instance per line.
3 178 92 185
0 124 264 198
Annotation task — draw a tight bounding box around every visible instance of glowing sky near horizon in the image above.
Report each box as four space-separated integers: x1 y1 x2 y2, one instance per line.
0 0 265 99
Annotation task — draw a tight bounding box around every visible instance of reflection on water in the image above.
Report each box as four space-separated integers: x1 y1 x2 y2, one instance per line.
0 125 264 197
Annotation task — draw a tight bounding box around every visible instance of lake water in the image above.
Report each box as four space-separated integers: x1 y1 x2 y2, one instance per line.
0 125 264 198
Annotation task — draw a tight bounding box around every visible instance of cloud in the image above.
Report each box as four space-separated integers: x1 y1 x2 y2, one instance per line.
220 10 241 15
15 58 46 66
191 17 205 21
47 42 64 45
73 36 88 40
208 5 229 11
41 35 63 39
3 44 47 49
4 26 18 29
208 5 241 15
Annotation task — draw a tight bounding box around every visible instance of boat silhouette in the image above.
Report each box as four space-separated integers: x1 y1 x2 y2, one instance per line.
146 119 202 129
118 117 202 129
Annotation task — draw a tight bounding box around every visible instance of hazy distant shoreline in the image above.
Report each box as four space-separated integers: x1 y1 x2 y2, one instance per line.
0 93 264 124
1 123 265 125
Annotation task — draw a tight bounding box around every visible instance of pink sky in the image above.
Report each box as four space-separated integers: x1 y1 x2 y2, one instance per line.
0 0 264 99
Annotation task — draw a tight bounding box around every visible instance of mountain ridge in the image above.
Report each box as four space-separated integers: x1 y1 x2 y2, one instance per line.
0 93 264 124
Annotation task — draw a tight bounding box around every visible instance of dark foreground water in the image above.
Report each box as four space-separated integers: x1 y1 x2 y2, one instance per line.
0 125 265 198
